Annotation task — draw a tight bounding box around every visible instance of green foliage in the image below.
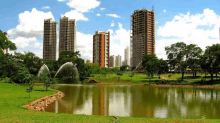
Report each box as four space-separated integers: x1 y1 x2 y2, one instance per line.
0 30 16 54
201 44 220 82
165 42 202 81
129 73 134 80
120 65 129 72
75 58 91 81
117 72 123 76
39 71 52 91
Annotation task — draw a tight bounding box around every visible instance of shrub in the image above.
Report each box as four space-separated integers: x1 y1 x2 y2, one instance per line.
117 72 123 76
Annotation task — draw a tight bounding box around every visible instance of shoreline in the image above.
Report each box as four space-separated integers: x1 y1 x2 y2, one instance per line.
96 83 220 89
22 91 65 112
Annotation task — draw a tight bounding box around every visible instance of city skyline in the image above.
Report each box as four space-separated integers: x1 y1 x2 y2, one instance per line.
1 0 220 62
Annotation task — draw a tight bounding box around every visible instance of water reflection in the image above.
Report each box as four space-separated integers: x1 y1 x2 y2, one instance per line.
45 84 220 119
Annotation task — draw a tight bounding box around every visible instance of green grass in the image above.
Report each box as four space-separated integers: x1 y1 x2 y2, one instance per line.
0 80 220 122
0 82 114 123
90 73 220 86
118 117 220 123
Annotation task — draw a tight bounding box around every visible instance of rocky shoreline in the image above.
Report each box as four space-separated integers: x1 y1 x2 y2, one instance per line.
22 91 65 112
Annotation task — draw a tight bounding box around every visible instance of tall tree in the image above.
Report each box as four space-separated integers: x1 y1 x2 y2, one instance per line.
185 44 203 78
201 44 220 82
0 30 16 54
165 42 187 81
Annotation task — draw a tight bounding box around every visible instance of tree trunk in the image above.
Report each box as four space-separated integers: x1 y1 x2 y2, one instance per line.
182 72 184 81
211 73 213 82
195 71 197 78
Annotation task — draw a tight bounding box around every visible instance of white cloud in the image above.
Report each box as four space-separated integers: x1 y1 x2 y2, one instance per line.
10 37 37 49
7 8 54 38
109 22 130 61
96 13 101 16
110 21 114 27
33 42 41 48
76 32 93 61
106 14 120 18
58 0 65 2
42 6 50 9
76 23 130 61
62 10 89 21
67 0 101 13
157 8 220 59
163 9 166 13
156 21 158 24
100 8 106 11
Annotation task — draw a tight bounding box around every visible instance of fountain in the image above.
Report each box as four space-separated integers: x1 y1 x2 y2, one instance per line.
38 62 78 78
38 64 50 77
55 62 78 77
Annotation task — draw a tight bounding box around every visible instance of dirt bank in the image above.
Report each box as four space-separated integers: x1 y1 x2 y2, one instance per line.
22 91 65 112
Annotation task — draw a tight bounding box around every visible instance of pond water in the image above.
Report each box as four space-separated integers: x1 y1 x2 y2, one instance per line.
45 84 220 119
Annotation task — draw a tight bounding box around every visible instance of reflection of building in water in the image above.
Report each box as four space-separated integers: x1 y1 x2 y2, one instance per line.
108 85 132 117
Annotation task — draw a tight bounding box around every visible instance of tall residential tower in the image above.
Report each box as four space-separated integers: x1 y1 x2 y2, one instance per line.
59 16 77 55
130 8 155 68
93 31 110 68
43 18 58 63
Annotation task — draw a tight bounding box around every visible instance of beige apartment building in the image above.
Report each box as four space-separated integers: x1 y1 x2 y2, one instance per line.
124 46 130 66
109 55 115 68
43 18 58 63
93 31 110 68
130 9 155 68
115 55 121 67
59 16 77 55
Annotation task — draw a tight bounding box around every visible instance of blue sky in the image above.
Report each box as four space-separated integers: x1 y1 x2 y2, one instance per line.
1 0 220 61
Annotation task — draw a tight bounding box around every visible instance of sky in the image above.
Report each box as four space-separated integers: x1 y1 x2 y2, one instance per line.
1 0 220 61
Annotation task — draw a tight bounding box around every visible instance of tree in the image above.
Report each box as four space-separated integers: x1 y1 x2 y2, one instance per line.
0 30 16 54
165 42 187 81
25 72 34 98
120 65 129 72
142 54 157 68
185 44 203 78
75 58 91 81
156 59 169 79
201 44 220 82
40 71 52 91
129 73 134 80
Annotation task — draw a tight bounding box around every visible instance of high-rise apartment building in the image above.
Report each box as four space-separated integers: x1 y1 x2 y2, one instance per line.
115 55 121 67
109 55 115 68
124 47 130 66
59 16 77 55
93 31 110 68
130 8 155 68
43 18 58 63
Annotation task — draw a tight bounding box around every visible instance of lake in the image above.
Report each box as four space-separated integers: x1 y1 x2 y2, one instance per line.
45 84 220 119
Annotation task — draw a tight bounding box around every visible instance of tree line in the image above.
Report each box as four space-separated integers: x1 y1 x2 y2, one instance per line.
142 42 220 82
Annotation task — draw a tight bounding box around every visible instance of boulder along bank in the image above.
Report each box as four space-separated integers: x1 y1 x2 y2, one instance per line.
22 91 65 112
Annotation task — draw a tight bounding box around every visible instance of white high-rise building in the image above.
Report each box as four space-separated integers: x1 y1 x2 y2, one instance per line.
124 47 130 66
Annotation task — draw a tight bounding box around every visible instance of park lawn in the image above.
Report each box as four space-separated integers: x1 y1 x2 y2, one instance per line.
0 82 115 123
118 117 220 123
1 80 220 122
91 73 160 84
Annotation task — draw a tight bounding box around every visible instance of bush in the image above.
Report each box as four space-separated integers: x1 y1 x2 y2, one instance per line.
117 72 123 76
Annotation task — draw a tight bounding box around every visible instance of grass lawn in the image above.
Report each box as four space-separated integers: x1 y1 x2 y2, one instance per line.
0 81 114 123
90 73 220 86
0 79 220 122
